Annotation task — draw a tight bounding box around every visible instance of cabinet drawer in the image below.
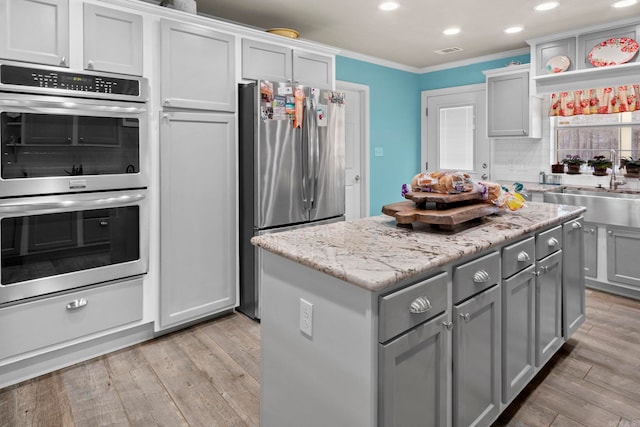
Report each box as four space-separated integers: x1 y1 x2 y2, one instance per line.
502 237 535 278
0 278 143 361
379 272 448 343
536 226 562 260
453 251 500 304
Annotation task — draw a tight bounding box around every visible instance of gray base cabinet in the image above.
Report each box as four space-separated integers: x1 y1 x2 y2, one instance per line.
563 218 586 339
606 225 640 288
453 284 501 427
535 250 563 367
378 312 449 427
501 265 536 404
583 222 598 279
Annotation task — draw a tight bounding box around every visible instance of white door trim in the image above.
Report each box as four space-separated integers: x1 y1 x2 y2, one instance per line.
337 80 370 217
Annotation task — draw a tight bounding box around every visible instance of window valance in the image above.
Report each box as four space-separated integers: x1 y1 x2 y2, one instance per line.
549 85 640 116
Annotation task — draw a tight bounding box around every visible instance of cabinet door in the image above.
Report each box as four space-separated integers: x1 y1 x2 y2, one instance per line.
0 0 69 67
502 265 535 404
241 39 293 82
159 112 236 329
161 20 235 112
487 71 529 137
535 37 576 76
83 4 143 76
453 284 501 427
292 50 334 89
535 250 564 367
563 218 585 339
606 225 640 288
583 222 597 278
379 312 449 427
578 24 640 69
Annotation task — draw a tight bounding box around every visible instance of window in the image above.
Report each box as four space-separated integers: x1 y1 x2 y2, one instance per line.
554 111 640 163
439 105 474 170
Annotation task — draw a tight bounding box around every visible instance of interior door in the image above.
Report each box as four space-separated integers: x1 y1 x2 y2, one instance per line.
422 84 489 180
339 82 368 220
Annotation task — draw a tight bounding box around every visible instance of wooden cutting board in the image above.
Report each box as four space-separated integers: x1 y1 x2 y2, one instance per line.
382 200 500 230
404 191 482 207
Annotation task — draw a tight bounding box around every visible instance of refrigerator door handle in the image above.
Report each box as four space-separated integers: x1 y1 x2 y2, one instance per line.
307 97 319 209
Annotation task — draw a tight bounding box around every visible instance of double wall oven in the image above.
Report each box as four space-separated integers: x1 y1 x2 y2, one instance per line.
0 60 149 306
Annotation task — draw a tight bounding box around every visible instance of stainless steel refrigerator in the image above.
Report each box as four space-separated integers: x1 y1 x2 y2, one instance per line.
238 81 346 319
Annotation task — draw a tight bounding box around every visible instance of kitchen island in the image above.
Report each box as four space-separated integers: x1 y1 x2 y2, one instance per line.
252 202 586 427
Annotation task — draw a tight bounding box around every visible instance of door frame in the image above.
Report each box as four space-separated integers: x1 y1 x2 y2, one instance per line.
337 80 370 218
421 83 488 178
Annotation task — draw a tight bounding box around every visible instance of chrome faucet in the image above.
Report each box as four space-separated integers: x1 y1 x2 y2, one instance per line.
610 149 626 190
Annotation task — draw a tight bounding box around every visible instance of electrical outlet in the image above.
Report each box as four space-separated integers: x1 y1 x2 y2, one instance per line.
299 298 313 336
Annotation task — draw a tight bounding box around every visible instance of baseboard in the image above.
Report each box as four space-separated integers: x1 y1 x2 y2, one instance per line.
0 322 154 389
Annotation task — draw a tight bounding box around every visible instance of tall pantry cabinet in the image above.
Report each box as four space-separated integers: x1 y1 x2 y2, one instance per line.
158 19 236 329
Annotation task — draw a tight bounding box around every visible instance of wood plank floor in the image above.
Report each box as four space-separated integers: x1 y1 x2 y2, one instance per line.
1 288 639 427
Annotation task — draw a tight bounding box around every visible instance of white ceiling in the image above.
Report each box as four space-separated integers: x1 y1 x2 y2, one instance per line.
194 0 640 70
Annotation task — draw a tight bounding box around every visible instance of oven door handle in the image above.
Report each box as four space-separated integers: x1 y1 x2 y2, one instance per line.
0 98 147 115
0 193 146 215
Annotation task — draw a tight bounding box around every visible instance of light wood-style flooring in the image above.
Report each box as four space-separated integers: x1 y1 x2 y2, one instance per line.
0 288 639 427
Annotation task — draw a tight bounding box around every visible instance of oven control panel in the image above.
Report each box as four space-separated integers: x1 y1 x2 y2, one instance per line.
0 61 147 101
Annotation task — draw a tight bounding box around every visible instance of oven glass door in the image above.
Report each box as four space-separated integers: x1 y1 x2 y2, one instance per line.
0 94 147 196
0 190 148 305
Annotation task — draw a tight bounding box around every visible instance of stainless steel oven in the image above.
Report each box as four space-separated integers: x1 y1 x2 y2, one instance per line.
0 60 148 198
0 61 149 306
0 189 148 305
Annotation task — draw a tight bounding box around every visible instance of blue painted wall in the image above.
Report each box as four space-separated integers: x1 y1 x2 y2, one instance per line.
336 53 530 216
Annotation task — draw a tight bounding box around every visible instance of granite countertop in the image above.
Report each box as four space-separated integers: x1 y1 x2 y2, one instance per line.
251 202 586 292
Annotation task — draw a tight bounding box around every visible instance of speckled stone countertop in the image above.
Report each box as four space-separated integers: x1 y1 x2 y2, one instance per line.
251 202 586 292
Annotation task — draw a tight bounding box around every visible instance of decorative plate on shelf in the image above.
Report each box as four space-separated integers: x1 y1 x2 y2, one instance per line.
545 55 571 73
588 37 639 67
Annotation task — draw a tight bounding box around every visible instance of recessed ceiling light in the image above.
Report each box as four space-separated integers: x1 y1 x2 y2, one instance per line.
443 27 461 35
378 2 399 11
612 0 637 7
534 2 560 11
504 26 524 34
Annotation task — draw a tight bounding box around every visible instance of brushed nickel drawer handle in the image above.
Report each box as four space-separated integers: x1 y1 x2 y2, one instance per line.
517 251 531 262
547 237 559 247
66 298 88 310
460 313 470 322
442 321 453 330
572 222 582 230
409 296 432 314
473 270 490 283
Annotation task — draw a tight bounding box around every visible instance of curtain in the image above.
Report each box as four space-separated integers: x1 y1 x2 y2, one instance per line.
549 85 640 116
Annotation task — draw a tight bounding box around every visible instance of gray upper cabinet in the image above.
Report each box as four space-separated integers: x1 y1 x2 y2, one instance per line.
577 24 640 69
0 0 69 67
242 38 334 88
562 218 586 340
161 19 236 112
83 4 143 76
485 65 541 139
535 37 576 76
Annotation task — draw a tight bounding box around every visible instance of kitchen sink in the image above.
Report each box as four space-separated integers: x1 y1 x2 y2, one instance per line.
543 187 640 227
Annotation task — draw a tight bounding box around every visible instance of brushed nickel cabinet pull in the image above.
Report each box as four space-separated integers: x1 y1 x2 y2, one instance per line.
66 298 88 310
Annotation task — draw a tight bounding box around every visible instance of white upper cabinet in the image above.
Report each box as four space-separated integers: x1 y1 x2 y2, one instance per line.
160 19 236 112
242 39 293 82
0 0 69 67
83 3 143 76
242 38 334 88
292 49 334 89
